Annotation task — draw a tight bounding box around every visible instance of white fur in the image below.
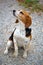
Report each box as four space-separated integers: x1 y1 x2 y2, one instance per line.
13 20 30 47
13 19 30 58
13 39 18 57
4 10 31 58
23 51 27 58
15 10 20 17
15 10 23 18
4 40 12 54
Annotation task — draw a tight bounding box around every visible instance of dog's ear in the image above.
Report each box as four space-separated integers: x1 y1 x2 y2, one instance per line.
25 15 32 28
15 19 19 23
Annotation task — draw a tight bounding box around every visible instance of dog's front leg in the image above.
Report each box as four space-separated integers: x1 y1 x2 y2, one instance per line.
4 40 12 54
13 39 18 57
23 46 28 58
23 43 30 58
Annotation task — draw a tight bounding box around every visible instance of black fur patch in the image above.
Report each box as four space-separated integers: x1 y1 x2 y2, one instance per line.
9 28 16 41
25 28 31 37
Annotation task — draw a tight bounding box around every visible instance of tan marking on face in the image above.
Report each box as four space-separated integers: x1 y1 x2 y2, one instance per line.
18 10 32 28
15 19 19 23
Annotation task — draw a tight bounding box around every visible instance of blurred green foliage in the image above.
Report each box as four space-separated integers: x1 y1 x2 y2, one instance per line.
18 0 43 12
25 0 39 3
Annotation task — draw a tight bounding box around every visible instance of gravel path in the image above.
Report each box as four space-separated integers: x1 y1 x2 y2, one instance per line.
0 0 43 65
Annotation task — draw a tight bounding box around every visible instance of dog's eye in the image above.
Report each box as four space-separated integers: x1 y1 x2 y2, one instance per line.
20 12 24 14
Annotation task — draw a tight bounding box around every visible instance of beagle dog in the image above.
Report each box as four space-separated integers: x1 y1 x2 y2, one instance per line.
4 10 32 58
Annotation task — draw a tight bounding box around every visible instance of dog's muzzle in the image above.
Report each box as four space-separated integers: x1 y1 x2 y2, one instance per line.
13 10 16 16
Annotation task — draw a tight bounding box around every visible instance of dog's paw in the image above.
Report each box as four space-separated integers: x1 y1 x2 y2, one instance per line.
23 52 27 58
13 52 18 57
4 50 8 55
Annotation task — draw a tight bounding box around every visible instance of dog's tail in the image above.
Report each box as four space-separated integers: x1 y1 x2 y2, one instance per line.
9 28 16 41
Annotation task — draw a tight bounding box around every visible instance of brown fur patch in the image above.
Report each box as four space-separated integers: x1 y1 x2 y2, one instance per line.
15 19 19 23
19 10 32 28
30 34 32 40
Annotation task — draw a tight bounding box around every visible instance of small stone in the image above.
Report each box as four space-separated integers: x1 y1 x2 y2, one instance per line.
42 30 43 32
4 64 6 65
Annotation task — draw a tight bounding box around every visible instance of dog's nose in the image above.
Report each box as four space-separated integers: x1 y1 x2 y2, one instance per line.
13 10 16 13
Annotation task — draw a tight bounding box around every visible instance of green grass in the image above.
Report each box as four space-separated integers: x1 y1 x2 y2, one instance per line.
18 0 43 12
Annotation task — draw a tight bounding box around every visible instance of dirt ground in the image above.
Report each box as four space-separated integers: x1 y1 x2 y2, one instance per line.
0 0 43 65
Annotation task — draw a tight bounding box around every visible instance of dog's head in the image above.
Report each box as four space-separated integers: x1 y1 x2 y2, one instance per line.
13 10 32 28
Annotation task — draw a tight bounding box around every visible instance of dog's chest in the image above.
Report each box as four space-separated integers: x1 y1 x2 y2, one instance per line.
13 24 30 46
15 21 25 36
13 21 30 46
14 32 30 46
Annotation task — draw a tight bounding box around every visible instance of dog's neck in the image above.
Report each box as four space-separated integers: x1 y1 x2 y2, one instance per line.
19 20 25 30
15 19 26 36
15 19 25 28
